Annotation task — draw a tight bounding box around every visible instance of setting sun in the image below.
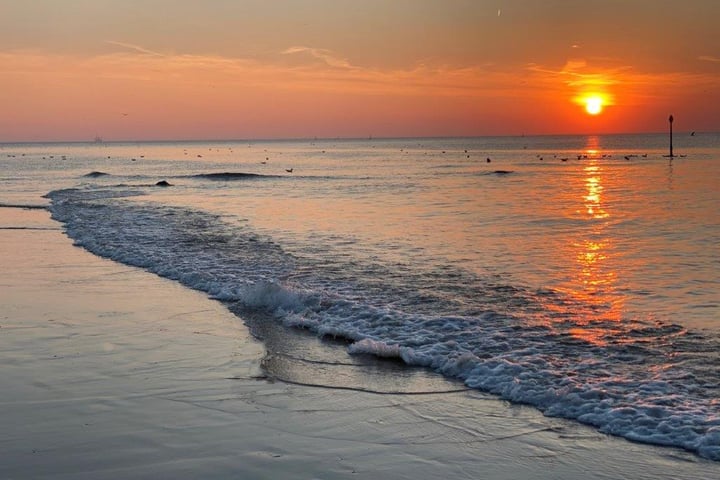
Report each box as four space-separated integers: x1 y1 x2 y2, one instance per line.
574 92 612 119
585 96 604 115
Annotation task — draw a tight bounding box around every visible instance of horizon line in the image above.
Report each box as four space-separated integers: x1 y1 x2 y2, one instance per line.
0 130 710 146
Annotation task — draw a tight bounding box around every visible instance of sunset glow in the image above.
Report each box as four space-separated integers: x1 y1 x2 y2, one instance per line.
1 2 719 141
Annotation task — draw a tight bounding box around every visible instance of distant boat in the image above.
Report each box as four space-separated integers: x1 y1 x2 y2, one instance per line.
94 135 103 143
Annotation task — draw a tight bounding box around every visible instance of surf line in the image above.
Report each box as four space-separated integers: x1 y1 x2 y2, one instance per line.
263 351 362 367
228 375 471 396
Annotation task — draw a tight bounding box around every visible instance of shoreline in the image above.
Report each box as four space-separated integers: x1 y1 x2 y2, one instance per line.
1 208 717 479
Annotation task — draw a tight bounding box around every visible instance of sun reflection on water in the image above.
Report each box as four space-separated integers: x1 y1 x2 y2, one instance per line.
583 165 609 219
583 135 600 158
546 139 627 345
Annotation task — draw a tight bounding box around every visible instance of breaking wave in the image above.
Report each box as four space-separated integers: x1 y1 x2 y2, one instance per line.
47 186 720 460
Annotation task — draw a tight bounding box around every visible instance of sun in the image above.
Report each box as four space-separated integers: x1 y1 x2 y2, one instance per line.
574 92 612 116
584 96 604 115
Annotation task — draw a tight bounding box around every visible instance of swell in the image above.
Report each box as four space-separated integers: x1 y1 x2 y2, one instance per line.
187 172 279 180
185 172 347 181
83 171 110 178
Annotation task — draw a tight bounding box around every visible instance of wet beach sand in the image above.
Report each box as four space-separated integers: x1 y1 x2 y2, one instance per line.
1 208 717 479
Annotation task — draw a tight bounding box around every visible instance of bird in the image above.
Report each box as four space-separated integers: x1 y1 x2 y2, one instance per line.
691 131 695 136
486 157 491 163
285 168 293 173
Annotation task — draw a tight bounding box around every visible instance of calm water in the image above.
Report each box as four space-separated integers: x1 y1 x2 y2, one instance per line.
2 134 719 459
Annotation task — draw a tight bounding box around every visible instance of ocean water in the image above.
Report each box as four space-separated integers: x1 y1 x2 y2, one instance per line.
2 134 719 460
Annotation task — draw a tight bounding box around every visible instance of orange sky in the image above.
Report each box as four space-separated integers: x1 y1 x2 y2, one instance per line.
1 0 719 141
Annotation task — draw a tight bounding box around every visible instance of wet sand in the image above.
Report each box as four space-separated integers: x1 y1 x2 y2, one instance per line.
1 208 717 479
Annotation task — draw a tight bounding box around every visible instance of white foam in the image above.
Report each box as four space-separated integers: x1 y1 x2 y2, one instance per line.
348 338 404 358
240 281 307 312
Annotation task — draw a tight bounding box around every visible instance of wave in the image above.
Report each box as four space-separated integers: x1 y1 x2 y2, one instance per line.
188 172 280 180
473 170 515 176
187 172 348 182
83 171 111 178
46 186 720 461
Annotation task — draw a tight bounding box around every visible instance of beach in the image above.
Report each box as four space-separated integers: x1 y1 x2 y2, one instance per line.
3 0 720 475
2 206 718 479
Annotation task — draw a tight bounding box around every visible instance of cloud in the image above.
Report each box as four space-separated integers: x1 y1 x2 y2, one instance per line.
698 55 720 63
105 40 166 57
281 46 353 69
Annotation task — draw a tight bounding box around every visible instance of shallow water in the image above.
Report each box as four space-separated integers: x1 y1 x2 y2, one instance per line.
2 133 719 459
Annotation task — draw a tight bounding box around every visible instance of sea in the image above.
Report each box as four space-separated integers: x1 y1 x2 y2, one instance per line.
1 133 719 460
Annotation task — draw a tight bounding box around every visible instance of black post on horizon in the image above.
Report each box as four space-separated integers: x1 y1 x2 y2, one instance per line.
668 114 674 158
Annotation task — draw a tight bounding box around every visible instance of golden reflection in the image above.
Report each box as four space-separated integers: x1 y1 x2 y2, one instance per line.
545 139 625 345
583 164 609 219
575 156 622 339
583 135 600 158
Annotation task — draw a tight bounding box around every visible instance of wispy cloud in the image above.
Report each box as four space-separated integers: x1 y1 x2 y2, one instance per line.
105 40 165 57
698 55 720 63
528 59 628 84
281 46 353 69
